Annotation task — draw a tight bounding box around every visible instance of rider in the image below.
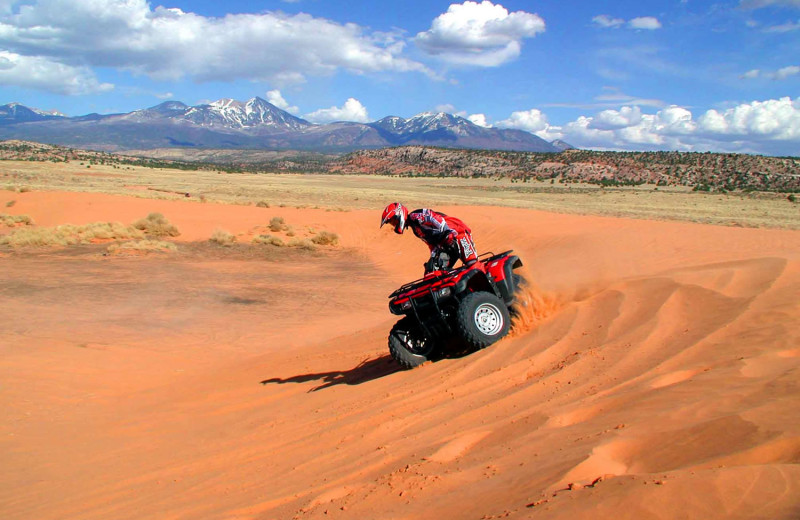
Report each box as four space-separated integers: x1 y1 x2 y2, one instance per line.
380 202 479 274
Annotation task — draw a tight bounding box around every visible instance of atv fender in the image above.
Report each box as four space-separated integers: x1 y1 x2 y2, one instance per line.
496 255 523 304
455 269 497 298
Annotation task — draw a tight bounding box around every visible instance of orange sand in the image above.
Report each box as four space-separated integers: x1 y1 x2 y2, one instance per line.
1 190 799 520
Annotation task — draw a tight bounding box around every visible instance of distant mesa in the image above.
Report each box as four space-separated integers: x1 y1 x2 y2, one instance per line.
0 99 570 154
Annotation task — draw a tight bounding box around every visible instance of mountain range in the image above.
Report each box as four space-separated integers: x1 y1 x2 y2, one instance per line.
0 98 571 154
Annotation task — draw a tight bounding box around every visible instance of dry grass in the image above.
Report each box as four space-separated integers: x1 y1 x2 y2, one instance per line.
209 228 236 246
1 159 798 229
107 239 177 255
1 213 33 226
132 212 181 237
252 234 285 247
0 222 143 247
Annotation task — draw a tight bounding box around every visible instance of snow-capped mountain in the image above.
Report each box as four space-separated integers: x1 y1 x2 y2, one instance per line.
0 103 66 124
372 112 474 136
0 99 569 153
123 97 311 132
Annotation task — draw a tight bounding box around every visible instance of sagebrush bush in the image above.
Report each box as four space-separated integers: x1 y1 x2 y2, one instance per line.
268 216 288 232
107 239 177 255
288 238 316 250
0 221 142 247
132 212 180 237
311 230 339 246
1 214 33 227
252 234 285 247
209 228 236 246
256 201 270 208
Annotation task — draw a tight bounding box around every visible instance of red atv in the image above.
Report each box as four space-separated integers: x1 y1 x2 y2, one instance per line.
387 250 524 368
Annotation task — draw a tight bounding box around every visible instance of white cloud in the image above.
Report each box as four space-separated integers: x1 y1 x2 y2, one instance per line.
305 98 369 123
697 97 800 140
592 15 625 28
415 1 545 67
266 89 299 114
628 17 662 30
500 97 800 154
496 108 563 140
741 65 800 79
593 14 662 30
0 50 113 94
0 0 433 94
764 19 800 31
773 65 800 79
467 113 491 127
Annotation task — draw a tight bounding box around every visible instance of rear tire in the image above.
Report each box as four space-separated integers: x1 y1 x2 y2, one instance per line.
456 292 510 350
388 317 438 369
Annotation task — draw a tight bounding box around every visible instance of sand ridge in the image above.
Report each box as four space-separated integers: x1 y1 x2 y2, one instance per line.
1 190 799 519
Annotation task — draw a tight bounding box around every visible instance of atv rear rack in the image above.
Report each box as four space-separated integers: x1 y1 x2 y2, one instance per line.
388 250 510 298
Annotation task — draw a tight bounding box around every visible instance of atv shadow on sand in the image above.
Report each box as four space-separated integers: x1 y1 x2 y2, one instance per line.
260 355 402 392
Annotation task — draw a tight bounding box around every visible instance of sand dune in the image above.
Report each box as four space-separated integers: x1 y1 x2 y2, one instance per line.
1 190 799 519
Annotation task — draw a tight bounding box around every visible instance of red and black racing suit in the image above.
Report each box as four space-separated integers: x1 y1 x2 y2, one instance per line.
407 209 479 273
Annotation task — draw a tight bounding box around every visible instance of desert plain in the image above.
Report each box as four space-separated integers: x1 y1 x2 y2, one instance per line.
1 160 799 520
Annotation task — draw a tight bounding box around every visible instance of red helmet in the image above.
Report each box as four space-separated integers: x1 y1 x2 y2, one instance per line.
380 202 408 234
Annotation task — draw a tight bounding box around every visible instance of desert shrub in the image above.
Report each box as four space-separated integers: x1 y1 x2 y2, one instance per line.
107 239 177 255
1 214 33 227
132 212 180 237
0 221 142 247
252 234 285 246
256 201 270 208
18 186 31 193
209 228 236 246
287 238 316 250
268 216 289 232
789 194 797 203
5 200 15 208
311 230 339 246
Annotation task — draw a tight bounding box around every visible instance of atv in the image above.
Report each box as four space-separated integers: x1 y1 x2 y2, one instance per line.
387 250 524 369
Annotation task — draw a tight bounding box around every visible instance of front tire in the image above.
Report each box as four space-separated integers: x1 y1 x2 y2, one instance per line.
388 317 437 369
456 292 511 350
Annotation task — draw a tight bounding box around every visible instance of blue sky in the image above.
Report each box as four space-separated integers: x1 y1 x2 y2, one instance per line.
0 0 798 155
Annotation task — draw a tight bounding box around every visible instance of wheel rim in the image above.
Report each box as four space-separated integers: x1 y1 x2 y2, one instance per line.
474 303 504 336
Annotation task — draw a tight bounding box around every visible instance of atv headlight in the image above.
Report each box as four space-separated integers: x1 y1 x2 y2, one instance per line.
438 287 452 298
400 300 412 310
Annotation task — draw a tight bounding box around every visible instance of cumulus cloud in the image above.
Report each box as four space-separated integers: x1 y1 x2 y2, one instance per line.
415 1 545 67
628 17 662 30
305 98 369 123
496 108 563 140
593 14 662 30
0 51 113 94
507 97 800 154
467 113 491 127
0 0 432 94
266 90 299 114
